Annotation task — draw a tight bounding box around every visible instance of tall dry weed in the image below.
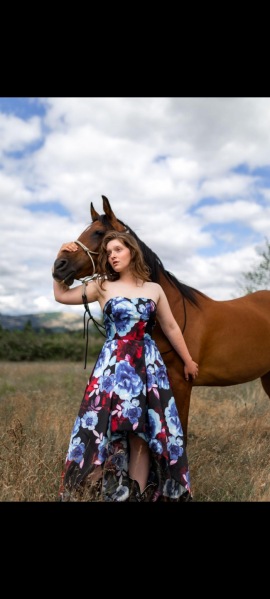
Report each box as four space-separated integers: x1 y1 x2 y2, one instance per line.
1 361 270 501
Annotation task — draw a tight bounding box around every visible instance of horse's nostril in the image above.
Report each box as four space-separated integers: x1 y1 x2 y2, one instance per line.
54 258 69 272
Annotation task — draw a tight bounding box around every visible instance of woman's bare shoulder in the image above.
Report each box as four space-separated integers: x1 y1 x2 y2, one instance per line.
147 281 162 291
95 279 119 299
143 281 162 300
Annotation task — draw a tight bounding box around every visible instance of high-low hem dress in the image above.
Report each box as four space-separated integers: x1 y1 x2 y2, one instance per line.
59 296 192 502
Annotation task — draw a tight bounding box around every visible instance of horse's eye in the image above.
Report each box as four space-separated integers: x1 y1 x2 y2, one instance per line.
94 230 105 237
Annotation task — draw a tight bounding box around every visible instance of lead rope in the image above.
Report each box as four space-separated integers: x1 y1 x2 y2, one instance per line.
81 279 106 369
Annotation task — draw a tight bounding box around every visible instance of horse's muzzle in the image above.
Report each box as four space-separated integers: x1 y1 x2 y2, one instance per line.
52 258 77 286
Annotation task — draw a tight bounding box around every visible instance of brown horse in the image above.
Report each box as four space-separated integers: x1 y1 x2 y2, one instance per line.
53 195 270 443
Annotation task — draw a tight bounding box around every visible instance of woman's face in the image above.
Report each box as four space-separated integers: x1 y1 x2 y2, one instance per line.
106 239 131 273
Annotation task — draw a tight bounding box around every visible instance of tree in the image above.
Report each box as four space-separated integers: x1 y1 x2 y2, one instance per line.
239 237 270 294
23 319 33 332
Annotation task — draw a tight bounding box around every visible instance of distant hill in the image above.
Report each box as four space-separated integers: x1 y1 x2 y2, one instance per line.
0 311 92 332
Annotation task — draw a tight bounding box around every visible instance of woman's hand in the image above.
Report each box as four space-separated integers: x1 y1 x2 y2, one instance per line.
184 359 199 381
57 242 78 257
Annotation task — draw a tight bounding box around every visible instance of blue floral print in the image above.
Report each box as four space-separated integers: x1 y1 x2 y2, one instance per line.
60 297 191 502
114 360 143 400
94 341 117 377
81 410 99 430
99 372 115 393
155 365 170 389
67 437 85 463
165 397 183 437
106 297 138 337
168 435 184 462
148 408 162 437
121 398 142 427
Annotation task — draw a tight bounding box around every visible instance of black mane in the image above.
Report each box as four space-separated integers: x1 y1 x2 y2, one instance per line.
99 215 205 308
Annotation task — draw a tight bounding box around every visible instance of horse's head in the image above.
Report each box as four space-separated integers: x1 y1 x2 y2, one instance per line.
52 195 127 285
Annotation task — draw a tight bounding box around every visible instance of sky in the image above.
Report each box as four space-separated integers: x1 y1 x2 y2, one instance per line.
0 96 269 318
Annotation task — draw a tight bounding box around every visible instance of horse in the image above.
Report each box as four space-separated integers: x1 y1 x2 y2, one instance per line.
52 195 270 443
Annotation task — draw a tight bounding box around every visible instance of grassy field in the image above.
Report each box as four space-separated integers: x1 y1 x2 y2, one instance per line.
1 361 270 502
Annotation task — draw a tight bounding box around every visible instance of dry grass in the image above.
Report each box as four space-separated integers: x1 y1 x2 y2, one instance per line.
188 382 270 501
1 361 270 501
0 361 87 501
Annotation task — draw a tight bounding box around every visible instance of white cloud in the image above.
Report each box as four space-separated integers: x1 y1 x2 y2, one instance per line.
1 97 270 315
196 200 262 223
200 174 257 200
0 113 41 156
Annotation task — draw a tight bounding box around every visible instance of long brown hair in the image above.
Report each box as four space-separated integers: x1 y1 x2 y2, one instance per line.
97 231 151 289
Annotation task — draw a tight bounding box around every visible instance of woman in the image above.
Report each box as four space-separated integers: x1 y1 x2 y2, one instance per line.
54 231 199 502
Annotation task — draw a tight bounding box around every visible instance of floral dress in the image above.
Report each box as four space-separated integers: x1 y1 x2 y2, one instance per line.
59 296 192 502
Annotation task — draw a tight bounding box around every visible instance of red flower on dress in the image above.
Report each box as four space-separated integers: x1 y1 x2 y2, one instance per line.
126 320 146 341
117 339 143 366
111 412 126 432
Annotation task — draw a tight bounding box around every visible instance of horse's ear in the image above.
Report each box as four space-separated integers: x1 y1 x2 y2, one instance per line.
102 195 112 215
90 202 100 221
102 195 124 231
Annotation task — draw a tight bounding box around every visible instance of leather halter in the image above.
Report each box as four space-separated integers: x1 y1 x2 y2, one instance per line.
73 240 106 367
74 239 99 277
74 226 129 277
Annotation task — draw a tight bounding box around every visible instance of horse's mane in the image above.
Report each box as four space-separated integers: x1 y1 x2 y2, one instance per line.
99 215 206 307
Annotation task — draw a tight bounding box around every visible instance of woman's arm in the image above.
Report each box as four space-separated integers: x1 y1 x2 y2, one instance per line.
156 286 199 381
53 278 99 305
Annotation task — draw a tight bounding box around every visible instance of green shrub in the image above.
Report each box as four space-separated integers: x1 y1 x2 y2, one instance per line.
0 328 103 361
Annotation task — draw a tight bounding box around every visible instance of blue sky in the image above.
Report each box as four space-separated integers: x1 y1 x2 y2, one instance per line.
0 97 269 316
